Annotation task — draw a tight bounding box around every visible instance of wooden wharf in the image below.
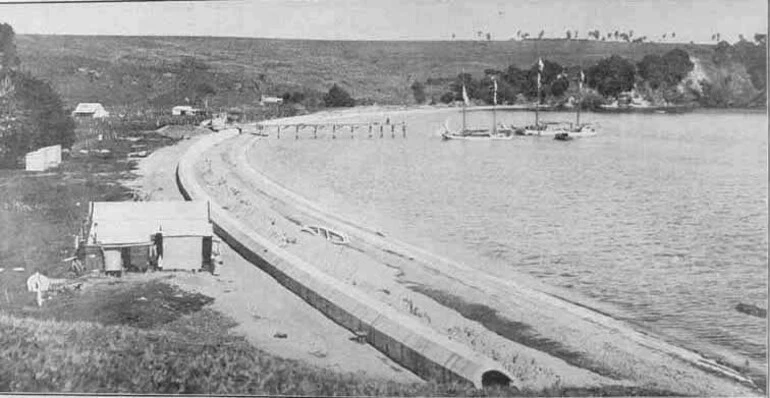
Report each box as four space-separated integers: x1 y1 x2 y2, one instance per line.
253 121 407 140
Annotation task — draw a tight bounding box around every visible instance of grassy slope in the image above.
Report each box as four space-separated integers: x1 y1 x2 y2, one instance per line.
16 35 714 108
0 123 675 396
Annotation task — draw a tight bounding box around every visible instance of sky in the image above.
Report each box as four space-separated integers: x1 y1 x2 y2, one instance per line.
0 0 766 44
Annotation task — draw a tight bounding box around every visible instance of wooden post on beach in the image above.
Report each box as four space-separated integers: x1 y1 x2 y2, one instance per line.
332 124 336 139
350 125 354 139
391 124 395 138
368 124 373 138
313 126 318 139
379 124 383 138
295 125 299 140
402 122 406 138
277 125 281 139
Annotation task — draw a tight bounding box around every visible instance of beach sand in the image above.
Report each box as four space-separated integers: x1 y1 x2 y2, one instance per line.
125 131 421 383
192 107 760 396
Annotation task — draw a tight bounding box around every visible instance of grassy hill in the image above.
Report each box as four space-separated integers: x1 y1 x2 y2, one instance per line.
16 35 719 109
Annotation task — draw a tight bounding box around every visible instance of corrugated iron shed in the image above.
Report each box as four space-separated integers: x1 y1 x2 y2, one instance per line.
89 201 212 247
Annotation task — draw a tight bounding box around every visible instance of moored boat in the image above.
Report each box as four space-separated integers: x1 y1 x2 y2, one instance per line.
441 77 519 141
524 64 598 139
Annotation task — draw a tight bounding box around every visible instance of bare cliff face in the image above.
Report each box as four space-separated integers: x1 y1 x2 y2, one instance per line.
688 55 763 107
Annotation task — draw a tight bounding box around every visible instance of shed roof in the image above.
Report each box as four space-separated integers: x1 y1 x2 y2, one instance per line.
90 201 212 246
74 103 106 114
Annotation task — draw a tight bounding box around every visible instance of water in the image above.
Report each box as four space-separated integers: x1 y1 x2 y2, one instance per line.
248 109 768 367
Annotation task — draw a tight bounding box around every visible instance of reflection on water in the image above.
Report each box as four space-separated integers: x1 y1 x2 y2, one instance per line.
249 109 768 366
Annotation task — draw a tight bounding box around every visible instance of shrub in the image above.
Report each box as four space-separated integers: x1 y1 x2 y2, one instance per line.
586 55 636 98
439 91 456 104
410 81 427 104
323 84 354 107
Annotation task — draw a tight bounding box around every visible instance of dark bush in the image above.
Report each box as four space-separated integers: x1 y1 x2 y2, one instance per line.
439 91 457 104
410 81 427 104
586 55 636 98
323 84 355 107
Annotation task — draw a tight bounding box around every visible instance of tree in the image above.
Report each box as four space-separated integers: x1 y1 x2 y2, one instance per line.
637 54 667 89
586 55 636 97
0 23 20 70
439 91 456 104
410 81 426 104
323 84 355 107
637 48 693 90
0 23 74 167
661 48 694 85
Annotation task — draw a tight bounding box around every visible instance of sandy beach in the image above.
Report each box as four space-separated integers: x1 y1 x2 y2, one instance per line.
181 107 761 396
125 131 421 383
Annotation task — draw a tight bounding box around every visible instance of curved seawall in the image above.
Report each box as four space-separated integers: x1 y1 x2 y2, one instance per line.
175 130 514 389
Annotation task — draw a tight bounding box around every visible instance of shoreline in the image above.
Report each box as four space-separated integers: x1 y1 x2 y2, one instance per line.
191 107 762 395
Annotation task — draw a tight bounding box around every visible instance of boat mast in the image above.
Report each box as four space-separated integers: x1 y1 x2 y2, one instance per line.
576 69 584 126
462 92 467 132
492 77 497 134
536 58 543 127
461 78 469 133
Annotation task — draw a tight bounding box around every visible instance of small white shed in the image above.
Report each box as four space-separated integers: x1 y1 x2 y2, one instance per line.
73 103 110 118
25 145 62 171
88 201 214 272
172 105 199 116
260 95 284 106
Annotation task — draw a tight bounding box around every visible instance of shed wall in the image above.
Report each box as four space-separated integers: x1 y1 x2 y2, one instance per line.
162 236 203 270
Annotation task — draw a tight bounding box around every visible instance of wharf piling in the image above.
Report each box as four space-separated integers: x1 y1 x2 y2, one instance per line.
255 121 407 140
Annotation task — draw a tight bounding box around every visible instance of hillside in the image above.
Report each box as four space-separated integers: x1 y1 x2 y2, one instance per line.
14 35 738 109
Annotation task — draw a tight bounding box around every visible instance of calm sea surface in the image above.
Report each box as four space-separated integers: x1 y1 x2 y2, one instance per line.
248 109 768 366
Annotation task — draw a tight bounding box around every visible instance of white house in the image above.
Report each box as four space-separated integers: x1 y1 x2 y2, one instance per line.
172 105 200 116
260 95 284 106
72 103 110 118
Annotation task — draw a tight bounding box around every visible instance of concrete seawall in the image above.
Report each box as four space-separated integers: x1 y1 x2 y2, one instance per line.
175 131 514 389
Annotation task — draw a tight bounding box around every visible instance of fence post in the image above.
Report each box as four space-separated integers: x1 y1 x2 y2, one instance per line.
391 124 395 138
332 124 336 139
277 125 281 139
314 126 318 139
295 125 299 140
380 124 383 138
350 125 354 139
368 124 372 138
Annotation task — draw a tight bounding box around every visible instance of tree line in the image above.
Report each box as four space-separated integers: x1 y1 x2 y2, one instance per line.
414 38 766 109
421 48 692 108
0 23 75 168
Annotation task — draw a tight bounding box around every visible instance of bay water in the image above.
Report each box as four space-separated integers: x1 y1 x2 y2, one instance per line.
248 109 767 369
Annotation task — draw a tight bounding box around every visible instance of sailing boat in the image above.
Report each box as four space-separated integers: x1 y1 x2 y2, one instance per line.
441 77 516 140
519 60 597 138
554 70 598 140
